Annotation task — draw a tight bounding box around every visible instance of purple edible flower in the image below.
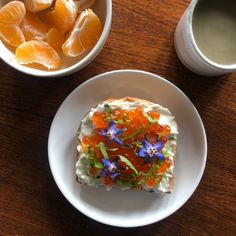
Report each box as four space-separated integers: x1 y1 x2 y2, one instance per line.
137 140 165 163
101 157 121 179
100 120 124 146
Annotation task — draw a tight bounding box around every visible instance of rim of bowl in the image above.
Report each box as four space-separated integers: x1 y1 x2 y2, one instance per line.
0 0 112 77
48 69 208 227
189 0 236 71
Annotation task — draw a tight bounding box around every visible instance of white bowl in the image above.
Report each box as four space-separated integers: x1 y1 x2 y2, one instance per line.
0 0 112 77
48 70 207 227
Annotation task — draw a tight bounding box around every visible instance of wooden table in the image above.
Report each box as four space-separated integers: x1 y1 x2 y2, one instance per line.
0 0 235 235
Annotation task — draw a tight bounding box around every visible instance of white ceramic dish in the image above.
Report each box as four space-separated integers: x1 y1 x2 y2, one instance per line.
48 70 207 227
0 0 112 77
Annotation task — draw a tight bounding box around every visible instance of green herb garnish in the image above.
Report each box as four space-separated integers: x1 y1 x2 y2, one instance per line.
117 179 137 188
119 155 138 175
139 171 152 177
108 148 119 151
151 163 161 172
122 113 131 122
122 129 141 141
115 119 123 124
87 146 103 168
94 159 103 169
132 141 142 148
104 104 112 114
87 146 93 162
98 142 109 159
143 112 158 123
163 146 171 157
122 144 133 149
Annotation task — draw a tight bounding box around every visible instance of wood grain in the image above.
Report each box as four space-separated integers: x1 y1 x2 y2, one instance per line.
0 0 236 235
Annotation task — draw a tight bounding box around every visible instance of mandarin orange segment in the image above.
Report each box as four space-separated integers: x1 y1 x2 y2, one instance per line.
46 0 78 31
15 40 61 70
25 0 54 13
62 9 102 57
0 1 25 25
0 1 26 47
47 28 65 51
20 11 50 41
0 26 25 48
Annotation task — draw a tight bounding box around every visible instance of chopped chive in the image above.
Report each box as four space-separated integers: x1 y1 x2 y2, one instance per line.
151 163 161 172
163 146 171 157
87 146 93 161
122 144 133 149
119 155 138 175
115 119 123 124
139 171 152 177
108 148 119 151
94 159 103 169
143 112 158 123
117 179 137 188
87 146 96 167
132 141 143 148
104 104 112 114
98 142 109 159
122 129 141 141
137 179 144 185
87 146 103 168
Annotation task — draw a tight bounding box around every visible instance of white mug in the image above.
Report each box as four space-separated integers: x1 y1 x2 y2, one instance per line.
174 0 236 76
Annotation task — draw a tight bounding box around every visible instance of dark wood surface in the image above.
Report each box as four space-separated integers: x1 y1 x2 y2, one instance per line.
0 0 236 235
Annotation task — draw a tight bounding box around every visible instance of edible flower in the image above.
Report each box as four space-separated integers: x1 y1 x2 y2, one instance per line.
101 157 121 179
100 120 124 146
137 140 165 163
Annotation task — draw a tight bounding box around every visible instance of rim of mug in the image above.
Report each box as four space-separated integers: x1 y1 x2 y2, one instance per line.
188 0 236 71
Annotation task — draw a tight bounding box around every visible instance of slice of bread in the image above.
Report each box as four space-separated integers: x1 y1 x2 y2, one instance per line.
76 97 178 193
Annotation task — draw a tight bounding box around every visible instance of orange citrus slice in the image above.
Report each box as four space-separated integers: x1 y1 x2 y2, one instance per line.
0 1 26 47
62 9 102 57
15 40 61 70
76 0 96 12
24 0 54 13
46 0 78 32
20 11 50 41
47 28 65 51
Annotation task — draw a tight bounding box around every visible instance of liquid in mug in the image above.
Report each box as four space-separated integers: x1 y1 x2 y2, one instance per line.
192 0 236 65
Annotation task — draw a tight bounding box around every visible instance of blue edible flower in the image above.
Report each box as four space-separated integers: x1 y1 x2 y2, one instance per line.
137 140 165 163
100 120 124 146
101 157 121 179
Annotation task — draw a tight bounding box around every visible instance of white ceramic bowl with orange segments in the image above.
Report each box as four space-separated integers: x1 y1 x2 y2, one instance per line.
0 0 112 77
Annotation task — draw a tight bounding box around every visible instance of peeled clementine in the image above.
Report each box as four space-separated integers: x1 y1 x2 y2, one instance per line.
15 40 61 70
0 1 26 47
20 11 49 41
25 0 54 13
62 9 102 57
46 0 78 32
47 28 65 51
